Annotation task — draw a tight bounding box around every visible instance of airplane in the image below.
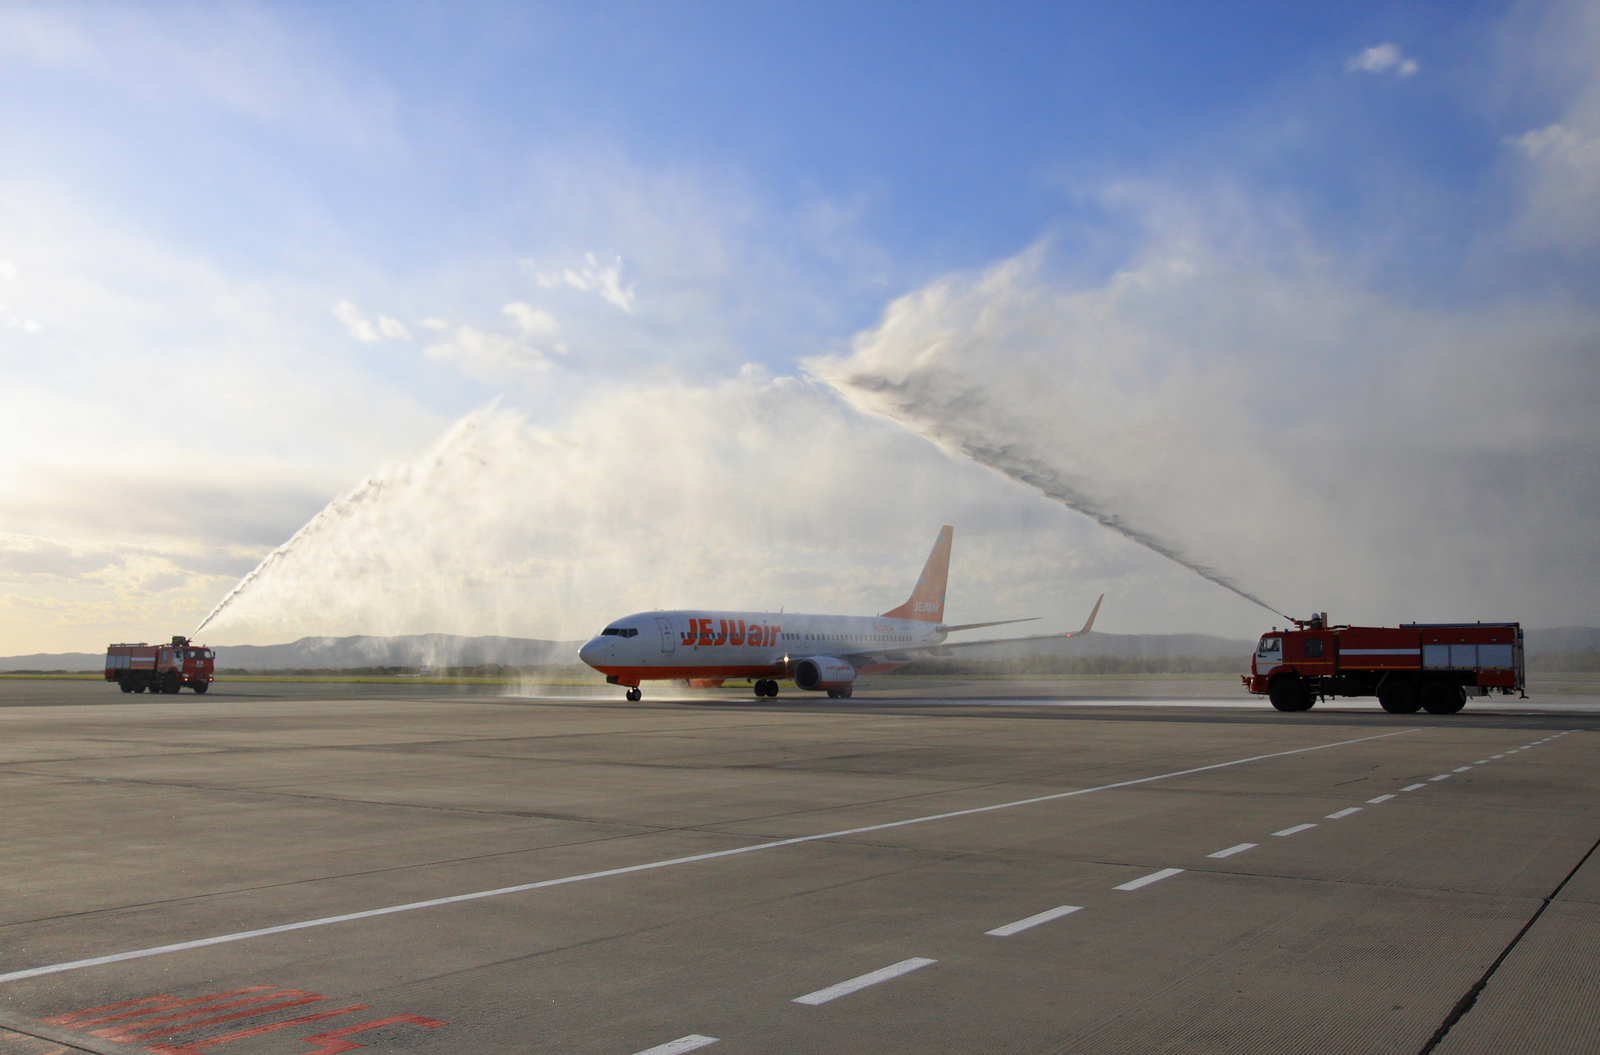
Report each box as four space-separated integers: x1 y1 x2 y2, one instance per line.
577 526 1103 701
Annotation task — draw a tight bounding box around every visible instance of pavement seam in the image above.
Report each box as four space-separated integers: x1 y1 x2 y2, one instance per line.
1413 828 1600 1055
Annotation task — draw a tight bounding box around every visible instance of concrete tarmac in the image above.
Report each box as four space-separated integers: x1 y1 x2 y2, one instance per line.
0 677 1596 1055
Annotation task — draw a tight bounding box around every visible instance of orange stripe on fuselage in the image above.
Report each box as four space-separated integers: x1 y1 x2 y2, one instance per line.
590 664 788 681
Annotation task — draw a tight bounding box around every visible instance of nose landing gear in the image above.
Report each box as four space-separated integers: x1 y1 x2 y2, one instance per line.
625 687 642 702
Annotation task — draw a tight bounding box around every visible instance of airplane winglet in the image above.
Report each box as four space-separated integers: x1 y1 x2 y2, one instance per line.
1074 594 1104 636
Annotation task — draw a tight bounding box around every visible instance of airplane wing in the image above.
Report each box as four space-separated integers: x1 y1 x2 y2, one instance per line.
835 594 1103 668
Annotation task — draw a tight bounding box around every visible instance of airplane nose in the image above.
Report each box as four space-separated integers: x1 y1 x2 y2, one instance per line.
578 638 605 667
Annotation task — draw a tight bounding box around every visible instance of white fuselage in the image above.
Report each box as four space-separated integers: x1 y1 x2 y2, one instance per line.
577 609 947 685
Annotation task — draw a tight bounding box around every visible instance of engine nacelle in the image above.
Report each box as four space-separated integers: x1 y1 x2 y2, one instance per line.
794 656 857 691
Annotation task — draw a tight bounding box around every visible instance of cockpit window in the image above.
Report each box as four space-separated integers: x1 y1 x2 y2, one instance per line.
601 627 638 638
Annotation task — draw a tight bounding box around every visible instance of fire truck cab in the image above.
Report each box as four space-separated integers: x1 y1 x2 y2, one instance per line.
105 636 215 695
1244 613 1524 715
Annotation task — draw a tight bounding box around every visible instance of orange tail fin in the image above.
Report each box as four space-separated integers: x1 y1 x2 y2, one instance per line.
881 526 953 623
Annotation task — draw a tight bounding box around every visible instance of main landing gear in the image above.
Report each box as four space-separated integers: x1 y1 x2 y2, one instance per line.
752 679 779 698
625 687 642 702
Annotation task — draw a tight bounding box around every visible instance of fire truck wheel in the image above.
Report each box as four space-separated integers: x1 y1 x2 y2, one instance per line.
193 681 209 694
1377 681 1421 714
1420 679 1466 715
162 672 181 694
118 676 134 693
1268 677 1312 712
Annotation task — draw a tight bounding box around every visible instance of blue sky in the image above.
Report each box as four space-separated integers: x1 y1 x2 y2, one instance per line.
2 1 1596 652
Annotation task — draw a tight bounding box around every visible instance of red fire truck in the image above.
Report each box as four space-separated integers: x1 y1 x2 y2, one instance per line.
105 636 215 694
1243 614 1524 714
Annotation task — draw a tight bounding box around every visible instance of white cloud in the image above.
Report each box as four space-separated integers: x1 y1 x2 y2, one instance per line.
529 252 638 313
332 300 378 341
333 301 412 341
417 317 449 331
503 302 558 335
1346 43 1419 77
1508 123 1600 249
424 325 558 381
0 260 17 279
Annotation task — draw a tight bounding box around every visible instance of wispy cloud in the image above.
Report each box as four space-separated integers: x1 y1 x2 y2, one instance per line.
333 301 410 341
528 252 637 313
1345 43 1419 77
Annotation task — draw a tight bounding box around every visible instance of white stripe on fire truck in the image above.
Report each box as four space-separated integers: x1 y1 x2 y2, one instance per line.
1339 648 1422 655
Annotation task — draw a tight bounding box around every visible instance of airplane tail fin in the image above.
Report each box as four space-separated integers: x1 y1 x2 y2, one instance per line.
1075 594 1104 635
881 526 953 623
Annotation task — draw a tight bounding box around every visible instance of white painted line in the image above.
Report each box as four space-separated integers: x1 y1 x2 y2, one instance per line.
1506 749 1520 753
1492 754 1505 758
1430 774 1452 781
1115 868 1185 891
986 905 1083 936
793 958 936 1005
1326 808 1362 819
1401 783 1427 791
0 727 1421 986
1367 794 1396 803
632 1036 718 1055
1474 760 1490 764
1207 843 1257 859
1453 766 1473 773
1273 823 1317 837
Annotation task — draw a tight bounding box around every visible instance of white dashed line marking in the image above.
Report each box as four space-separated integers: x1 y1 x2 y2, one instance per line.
1453 766 1472 773
1273 823 1317 837
1368 794 1396 803
1430 774 1452 781
1207 843 1257 859
1326 808 1362 819
1492 754 1505 759
1115 868 1185 891
632 1036 719 1055
793 958 937 1005
1474 760 1490 764
1401 783 1427 791
987 905 1083 936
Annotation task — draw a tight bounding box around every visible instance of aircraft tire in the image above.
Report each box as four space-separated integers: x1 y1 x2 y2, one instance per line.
625 687 642 702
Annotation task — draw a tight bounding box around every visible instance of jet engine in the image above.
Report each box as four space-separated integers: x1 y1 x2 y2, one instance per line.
794 656 857 695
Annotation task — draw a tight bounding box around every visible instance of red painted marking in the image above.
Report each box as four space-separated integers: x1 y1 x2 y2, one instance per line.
40 996 177 1026
141 1005 372 1055
43 988 279 1027
93 993 326 1043
297 1014 448 1055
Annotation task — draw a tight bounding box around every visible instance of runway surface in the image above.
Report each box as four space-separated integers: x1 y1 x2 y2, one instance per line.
1 677 1596 1055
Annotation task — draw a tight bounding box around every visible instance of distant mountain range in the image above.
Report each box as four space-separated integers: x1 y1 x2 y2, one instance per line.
5 626 1597 672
